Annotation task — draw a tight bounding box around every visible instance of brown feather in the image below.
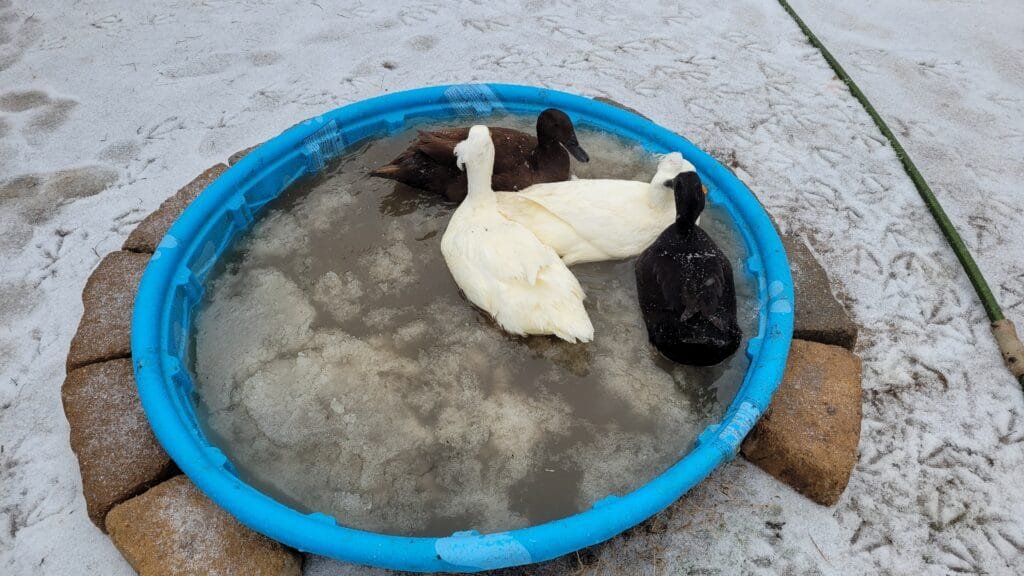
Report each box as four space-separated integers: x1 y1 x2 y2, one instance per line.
369 110 581 199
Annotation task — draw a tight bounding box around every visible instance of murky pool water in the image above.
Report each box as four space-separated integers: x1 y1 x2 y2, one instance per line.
191 117 758 536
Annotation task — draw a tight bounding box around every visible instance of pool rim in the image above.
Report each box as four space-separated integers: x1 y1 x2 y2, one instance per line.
131 83 794 572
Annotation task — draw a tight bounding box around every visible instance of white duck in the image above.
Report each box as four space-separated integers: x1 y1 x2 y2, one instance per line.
494 152 699 265
440 125 594 343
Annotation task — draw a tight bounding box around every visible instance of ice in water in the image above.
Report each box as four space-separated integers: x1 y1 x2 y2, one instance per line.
191 117 759 536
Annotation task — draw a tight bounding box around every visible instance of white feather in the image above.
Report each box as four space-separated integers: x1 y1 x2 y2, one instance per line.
440 126 594 343
495 152 697 265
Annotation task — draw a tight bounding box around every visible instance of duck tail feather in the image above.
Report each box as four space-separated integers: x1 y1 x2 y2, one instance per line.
369 164 402 179
551 304 594 344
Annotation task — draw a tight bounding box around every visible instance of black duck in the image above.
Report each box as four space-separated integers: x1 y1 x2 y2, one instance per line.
635 172 742 366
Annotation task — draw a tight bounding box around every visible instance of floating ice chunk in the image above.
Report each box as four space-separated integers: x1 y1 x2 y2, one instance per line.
359 222 415 292
244 209 310 262
194 267 315 412
312 271 363 323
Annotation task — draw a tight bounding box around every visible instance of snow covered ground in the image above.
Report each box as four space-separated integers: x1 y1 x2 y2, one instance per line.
1 0 1022 574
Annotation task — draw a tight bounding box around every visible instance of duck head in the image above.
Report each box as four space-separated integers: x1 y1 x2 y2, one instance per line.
667 171 707 231
536 109 589 162
651 152 696 185
454 125 496 196
454 125 495 171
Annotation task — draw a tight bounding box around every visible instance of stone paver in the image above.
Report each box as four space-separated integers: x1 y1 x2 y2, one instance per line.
106 476 302 576
62 358 175 529
784 233 859 350
123 164 228 253
66 250 151 372
228 145 258 166
592 96 651 120
741 339 863 505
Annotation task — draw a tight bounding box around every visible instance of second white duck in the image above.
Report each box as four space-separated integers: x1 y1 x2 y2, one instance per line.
440 125 594 343
495 152 699 265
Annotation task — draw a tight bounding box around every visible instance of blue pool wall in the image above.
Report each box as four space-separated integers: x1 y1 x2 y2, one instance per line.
131 83 794 572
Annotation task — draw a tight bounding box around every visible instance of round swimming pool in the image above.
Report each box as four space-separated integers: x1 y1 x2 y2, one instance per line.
131 83 794 572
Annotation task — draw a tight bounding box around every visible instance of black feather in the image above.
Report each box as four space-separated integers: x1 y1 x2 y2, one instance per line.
634 174 741 366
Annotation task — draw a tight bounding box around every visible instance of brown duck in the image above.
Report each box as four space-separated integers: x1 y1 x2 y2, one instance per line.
370 108 589 202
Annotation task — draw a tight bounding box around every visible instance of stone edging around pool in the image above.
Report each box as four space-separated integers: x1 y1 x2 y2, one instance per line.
60 99 864 575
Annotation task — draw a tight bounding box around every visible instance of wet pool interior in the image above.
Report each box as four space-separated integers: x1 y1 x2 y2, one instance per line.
190 115 759 537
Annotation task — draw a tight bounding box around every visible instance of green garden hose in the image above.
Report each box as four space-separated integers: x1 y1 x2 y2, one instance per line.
776 0 1024 387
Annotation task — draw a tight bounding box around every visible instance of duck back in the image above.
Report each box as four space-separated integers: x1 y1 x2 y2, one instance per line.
497 177 675 265
372 126 571 201
635 225 741 366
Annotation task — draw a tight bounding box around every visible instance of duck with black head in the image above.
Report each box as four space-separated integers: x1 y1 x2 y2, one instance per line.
370 108 589 202
635 172 742 366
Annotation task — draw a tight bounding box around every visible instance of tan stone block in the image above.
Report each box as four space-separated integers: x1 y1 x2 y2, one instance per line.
66 251 151 372
62 358 175 529
228 145 258 166
123 164 228 253
741 339 862 505
107 476 302 576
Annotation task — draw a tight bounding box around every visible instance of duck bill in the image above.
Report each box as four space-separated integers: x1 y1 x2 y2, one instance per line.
564 140 590 163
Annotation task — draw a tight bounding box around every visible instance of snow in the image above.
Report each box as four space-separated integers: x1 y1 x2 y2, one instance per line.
1 0 1022 574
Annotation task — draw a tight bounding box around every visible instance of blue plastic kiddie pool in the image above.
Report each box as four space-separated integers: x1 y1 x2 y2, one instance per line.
132 83 794 572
